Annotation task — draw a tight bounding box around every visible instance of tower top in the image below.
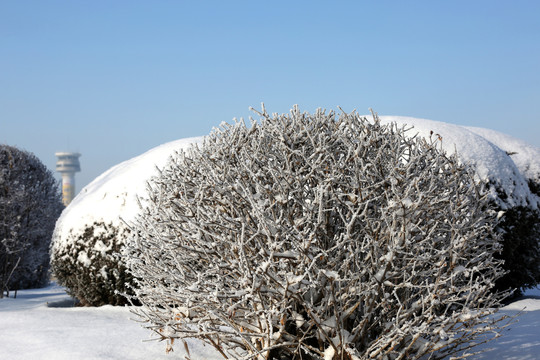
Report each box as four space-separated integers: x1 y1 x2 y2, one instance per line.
55 152 81 173
55 151 81 157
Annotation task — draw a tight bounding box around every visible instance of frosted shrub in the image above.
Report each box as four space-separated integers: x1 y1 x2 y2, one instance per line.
51 221 136 306
1 145 63 297
126 107 509 359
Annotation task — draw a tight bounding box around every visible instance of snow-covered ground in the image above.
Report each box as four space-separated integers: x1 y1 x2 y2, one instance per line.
473 288 540 360
0 283 221 360
0 284 539 359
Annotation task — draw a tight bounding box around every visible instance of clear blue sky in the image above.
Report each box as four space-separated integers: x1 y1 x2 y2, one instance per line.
1 0 539 191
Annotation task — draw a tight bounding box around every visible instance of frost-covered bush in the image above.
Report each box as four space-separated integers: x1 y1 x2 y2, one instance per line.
0 145 63 297
381 119 540 297
126 107 509 359
51 221 135 306
50 137 203 306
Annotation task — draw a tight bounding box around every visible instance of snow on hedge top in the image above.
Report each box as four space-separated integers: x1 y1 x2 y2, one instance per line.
54 114 540 244
377 116 539 209
464 126 540 182
53 136 204 243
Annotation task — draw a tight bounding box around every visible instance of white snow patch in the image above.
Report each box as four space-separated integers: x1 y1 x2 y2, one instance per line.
76 252 91 267
286 274 304 285
321 269 340 280
401 198 413 208
0 283 221 360
93 240 110 257
374 268 385 282
324 346 336 360
465 126 540 182
502 296 540 312
99 266 108 279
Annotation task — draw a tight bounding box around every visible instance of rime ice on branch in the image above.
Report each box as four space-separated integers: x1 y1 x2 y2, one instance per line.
126 106 511 360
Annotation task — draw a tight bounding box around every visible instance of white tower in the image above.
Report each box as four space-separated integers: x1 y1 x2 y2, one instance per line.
55 152 81 206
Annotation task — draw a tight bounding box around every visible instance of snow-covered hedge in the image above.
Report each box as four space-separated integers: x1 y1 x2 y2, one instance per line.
377 117 539 210
1 145 63 298
126 107 509 359
50 137 203 306
51 221 134 306
377 117 540 296
462 126 540 296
